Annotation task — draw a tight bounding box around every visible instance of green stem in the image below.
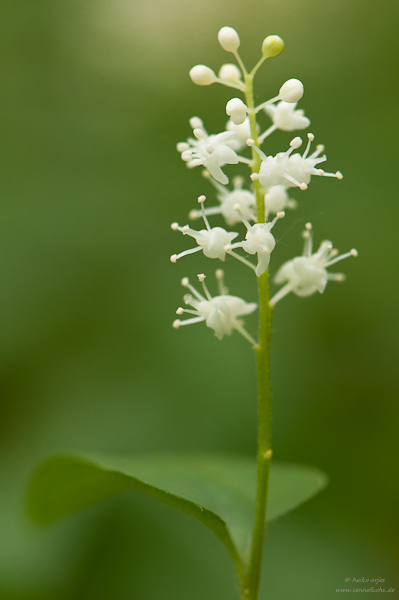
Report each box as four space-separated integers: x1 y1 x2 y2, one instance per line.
242 73 273 600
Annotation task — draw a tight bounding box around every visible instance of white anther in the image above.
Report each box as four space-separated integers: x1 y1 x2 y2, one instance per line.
299 183 308 190
215 269 224 278
307 133 315 141
193 128 204 139
197 273 206 282
189 209 199 219
305 222 312 230
198 195 206 203
177 142 189 152
183 294 192 303
316 144 325 152
176 307 184 315
224 244 232 251
170 254 177 263
181 277 189 286
173 319 181 329
233 203 241 211
182 225 189 233
290 136 302 149
318 169 325 175
189 117 203 129
171 222 179 230
250 173 259 181
246 138 255 146
276 211 285 219
336 171 343 180
351 249 358 257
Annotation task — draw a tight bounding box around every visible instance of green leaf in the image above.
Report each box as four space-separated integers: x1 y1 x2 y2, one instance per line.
27 454 328 572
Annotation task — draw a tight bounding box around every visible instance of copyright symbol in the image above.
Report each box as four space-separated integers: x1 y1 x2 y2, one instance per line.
345 578 351 582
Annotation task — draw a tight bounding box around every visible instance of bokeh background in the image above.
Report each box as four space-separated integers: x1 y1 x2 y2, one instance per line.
0 0 398 598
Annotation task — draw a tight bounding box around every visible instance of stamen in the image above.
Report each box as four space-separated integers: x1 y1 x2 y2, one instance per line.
247 139 268 161
324 248 358 267
181 278 206 301
215 268 228 295
302 132 314 159
226 249 257 271
258 124 277 144
233 203 252 230
176 316 206 327
269 282 296 306
171 246 203 262
197 273 212 300
234 321 259 347
193 128 204 140
171 222 179 230
198 195 211 231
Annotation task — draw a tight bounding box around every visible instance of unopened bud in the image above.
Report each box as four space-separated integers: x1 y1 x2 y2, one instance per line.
262 35 284 58
279 78 304 103
218 26 240 52
226 97 248 125
189 65 217 86
218 63 242 83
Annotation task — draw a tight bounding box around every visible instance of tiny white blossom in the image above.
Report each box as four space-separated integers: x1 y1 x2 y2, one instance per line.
189 175 256 226
226 117 253 152
225 209 285 277
226 97 248 125
279 78 304 103
264 101 310 132
189 65 218 86
218 63 242 84
263 184 296 216
270 223 358 305
171 196 238 262
248 134 343 191
218 26 240 53
173 272 257 345
178 117 241 184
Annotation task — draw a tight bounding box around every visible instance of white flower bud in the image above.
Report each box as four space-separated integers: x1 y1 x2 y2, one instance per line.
279 79 304 103
262 35 284 58
218 26 240 52
218 63 242 83
226 98 248 125
189 65 217 86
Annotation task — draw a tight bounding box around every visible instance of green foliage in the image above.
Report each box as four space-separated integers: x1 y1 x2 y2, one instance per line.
28 453 327 572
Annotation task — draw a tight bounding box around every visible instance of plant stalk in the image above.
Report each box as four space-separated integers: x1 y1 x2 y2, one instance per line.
242 73 273 600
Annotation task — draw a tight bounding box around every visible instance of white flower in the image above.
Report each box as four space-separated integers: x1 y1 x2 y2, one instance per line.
226 210 285 277
248 134 343 191
279 79 304 103
263 184 296 216
189 65 218 86
270 223 358 305
171 196 238 262
226 117 252 152
218 63 242 84
264 101 310 132
226 98 248 125
173 272 257 344
189 175 256 226
218 27 240 53
178 117 240 184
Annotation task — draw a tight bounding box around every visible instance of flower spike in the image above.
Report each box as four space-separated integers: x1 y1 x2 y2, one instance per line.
270 224 358 305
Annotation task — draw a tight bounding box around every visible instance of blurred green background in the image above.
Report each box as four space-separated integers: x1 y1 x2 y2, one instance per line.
0 0 398 598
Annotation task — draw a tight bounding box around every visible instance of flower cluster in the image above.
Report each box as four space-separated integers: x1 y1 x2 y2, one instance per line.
172 27 357 344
